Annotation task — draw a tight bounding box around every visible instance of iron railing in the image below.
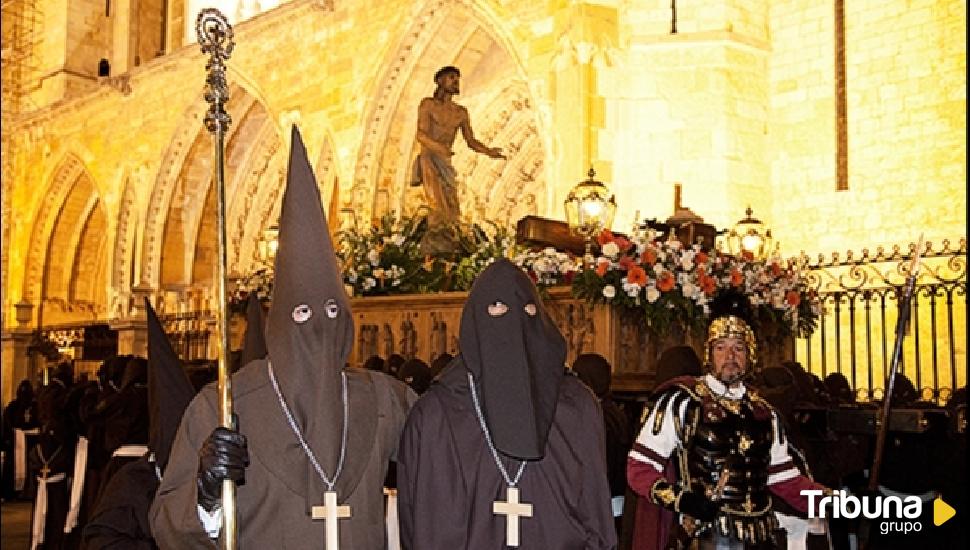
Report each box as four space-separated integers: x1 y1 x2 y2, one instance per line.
794 238 967 404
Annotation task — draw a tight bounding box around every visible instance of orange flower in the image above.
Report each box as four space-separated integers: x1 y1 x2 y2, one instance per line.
614 236 633 253
618 255 636 271
741 250 754 262
701 275 717 296
595 259 609 277
628 266 649 286
770 262 782 277
786 290 801 307
696 251 709 265
641 249 657 265
730 268 744 287
657 271 675 292
597 229 615 246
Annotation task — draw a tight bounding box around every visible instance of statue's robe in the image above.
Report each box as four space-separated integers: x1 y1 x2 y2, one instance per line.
398 361 617 549
151 362 415 549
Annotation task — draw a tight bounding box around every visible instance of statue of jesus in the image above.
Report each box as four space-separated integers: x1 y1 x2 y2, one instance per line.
412 65 506 256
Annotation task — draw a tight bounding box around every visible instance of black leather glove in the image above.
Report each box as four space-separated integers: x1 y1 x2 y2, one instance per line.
650 480 719 522
676 491 719 522
197 427 249 512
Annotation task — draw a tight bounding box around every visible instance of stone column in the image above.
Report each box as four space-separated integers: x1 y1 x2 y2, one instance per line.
0 329 33 405
112 284 153 357
549 2 618 217
112 0 133 74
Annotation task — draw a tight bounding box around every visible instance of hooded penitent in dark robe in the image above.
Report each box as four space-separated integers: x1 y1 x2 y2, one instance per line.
82 300 198 550
76 357 125 532
572 353 631 501
96 357 149 501
2 380 38 499
398 259 617 549
151 126 415 549
30 379 78 550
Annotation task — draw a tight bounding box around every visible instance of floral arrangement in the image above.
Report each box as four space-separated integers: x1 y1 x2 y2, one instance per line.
451 222 520 291
571 228 820 339
229 214 819 342
338 213 524 295
338 212 434 295
513 247 581 287
229 268 274 313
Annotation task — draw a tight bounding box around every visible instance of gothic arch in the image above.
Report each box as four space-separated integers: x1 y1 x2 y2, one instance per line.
352 0 548 228
186 93 268 286
110 178 139 317
140 64 281 290
22 154 90 303
231 128 338 276
22 154 109 324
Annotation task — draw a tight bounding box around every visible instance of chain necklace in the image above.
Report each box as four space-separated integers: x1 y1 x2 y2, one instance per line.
36 443 62 478
467 372 526 487
268 362 349 492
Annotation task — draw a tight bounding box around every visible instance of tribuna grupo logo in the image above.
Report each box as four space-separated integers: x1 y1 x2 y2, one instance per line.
801 490 956 535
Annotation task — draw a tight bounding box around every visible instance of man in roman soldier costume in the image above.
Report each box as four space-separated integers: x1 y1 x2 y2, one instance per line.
628 291 830 549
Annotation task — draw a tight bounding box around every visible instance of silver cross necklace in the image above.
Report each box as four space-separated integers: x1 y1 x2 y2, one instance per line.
468 371 533 547
268 362 351 549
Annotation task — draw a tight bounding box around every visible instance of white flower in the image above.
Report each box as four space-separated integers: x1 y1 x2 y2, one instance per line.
622 279 641 297
681 282 699 299
680 255 694 271
602 285 616 299
771 289 785 309
363 277 377 290
601 242 620 259
391 233 406 247
653 264 664 276
366 249 380 266
645 286 661 303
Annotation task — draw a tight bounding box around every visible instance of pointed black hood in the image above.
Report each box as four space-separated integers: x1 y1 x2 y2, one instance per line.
146 298 196 472
239 293 268 367
265 126 352 471
459 258 566 460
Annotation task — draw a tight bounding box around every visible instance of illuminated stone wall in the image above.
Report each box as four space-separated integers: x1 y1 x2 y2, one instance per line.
768 0 966 255
1 0 965 402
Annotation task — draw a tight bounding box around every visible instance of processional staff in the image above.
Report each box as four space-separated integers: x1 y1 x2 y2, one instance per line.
860 234 923 549
196 9 238 550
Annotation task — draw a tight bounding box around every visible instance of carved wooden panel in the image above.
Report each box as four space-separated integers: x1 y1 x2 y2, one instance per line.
346 287 701 392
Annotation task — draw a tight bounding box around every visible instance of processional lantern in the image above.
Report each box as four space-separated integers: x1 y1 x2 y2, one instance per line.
564 167 617 259
726 206 774 260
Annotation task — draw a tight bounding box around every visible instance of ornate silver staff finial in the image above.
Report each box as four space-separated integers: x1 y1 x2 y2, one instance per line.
197 8 235 135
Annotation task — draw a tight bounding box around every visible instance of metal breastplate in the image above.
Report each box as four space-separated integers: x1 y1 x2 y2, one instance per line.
684 394 778 543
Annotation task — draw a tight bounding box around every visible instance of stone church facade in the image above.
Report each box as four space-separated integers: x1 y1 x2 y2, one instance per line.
1 0 965 402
